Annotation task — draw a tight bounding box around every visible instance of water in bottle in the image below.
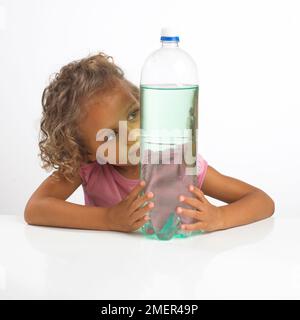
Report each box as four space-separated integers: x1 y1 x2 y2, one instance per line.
139 27 200 240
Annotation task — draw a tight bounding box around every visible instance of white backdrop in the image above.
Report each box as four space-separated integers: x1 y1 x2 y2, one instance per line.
0 0 299 216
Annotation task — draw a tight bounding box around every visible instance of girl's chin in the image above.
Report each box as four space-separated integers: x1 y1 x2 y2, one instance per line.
113 163 139 167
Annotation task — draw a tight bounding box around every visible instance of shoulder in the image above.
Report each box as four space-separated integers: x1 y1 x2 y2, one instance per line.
197 153 208 188
79 161 101 186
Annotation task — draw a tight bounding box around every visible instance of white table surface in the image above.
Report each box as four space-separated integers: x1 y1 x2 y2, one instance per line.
0 214 299 299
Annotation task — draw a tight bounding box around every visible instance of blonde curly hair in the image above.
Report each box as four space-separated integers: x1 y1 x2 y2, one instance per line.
39 52 139 182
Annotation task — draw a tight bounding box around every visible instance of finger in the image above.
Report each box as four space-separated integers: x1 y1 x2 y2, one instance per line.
181 221 208 232
188 185 207 203
125 180 146 204
132 215 149 231
130 191 154 213
178 195 205 211
176 207 205 221
131 201 154 222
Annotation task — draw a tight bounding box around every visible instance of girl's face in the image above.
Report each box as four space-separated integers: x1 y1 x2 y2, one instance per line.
80 80 140 166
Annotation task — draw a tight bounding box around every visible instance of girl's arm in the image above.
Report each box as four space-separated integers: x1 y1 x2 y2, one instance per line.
24 171 153 232
202 165 275 229
24 171 110 230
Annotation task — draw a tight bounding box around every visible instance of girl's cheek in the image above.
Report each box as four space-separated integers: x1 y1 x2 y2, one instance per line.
127 125 141 146
96 140 119 164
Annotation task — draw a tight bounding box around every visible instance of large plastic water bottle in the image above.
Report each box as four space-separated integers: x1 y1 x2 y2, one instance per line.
139 27 199 240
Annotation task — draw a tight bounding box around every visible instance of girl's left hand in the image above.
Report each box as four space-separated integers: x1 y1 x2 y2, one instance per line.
176 184 225 232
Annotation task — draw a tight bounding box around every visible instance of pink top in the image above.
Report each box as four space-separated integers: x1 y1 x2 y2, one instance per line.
79 154 208 208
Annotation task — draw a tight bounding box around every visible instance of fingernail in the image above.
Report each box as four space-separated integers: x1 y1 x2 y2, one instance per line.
177 207 182 213
181 225 185 230
147 192 153 198
140 180 145 186
179 195 185 202
148 202 154 208
189 185 194 191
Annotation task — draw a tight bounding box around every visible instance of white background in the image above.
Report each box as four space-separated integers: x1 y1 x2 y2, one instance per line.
0 0 299 217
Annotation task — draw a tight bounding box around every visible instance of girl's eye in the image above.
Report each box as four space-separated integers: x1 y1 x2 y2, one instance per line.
128 109 140 121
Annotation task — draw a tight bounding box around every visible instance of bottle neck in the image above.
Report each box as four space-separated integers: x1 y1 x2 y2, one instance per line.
161 41 179 48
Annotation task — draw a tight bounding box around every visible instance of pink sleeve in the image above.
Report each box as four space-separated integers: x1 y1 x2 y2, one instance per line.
197 154 208 189
78 162 95 187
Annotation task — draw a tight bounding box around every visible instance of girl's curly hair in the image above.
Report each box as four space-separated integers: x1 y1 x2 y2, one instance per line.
39 52 139 182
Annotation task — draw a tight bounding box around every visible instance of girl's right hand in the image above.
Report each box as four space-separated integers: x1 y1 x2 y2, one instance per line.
106 180 154 232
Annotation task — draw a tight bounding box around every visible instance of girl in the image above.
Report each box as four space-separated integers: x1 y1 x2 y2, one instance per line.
24 52 275 234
